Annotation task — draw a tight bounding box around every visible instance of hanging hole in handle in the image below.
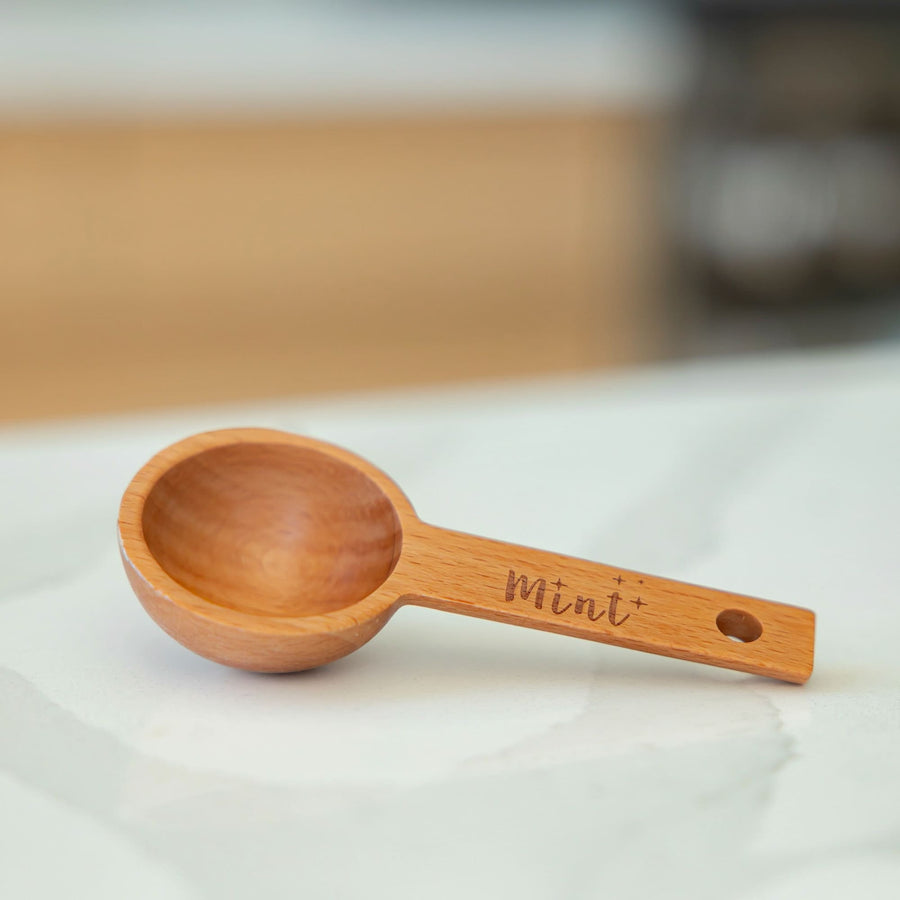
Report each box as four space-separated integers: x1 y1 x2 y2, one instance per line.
716 609 763 643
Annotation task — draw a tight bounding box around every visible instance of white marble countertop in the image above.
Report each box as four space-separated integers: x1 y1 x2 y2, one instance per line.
1 346 899 899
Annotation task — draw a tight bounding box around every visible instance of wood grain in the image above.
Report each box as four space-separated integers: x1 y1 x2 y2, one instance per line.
120 429 815 682
141 442 403 617
401 525 814 684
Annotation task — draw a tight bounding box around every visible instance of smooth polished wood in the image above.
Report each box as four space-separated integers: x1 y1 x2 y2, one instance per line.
141 442 403 617
119 429 815 682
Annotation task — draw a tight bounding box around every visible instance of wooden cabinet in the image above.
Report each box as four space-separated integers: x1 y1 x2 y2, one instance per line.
0 113 663 420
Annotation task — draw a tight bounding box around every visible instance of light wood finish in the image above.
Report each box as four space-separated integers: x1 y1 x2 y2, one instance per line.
141 441 402 618
119 429 815 683
0 112 663 420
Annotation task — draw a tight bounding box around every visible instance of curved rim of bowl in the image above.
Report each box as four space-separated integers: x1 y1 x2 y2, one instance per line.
117 427 417 636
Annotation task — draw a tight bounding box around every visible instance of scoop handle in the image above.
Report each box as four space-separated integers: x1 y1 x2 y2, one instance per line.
396 524 814 684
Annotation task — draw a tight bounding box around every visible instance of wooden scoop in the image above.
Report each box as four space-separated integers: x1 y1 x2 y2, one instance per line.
119 428 815 683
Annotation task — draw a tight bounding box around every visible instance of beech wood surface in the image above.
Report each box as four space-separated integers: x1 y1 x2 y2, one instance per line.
119 428 815 683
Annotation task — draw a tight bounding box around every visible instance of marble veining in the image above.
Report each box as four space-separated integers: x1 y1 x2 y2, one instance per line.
1 346 899 899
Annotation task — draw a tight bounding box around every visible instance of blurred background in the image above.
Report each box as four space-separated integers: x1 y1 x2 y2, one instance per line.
1 1 899 422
